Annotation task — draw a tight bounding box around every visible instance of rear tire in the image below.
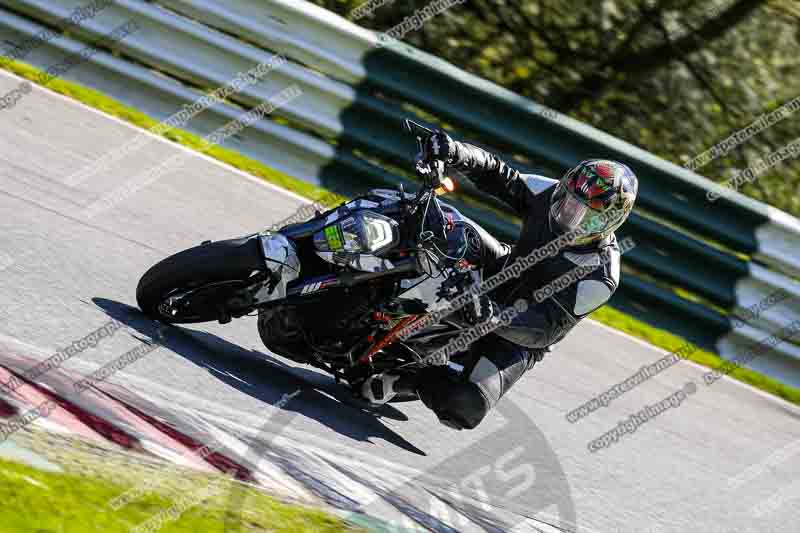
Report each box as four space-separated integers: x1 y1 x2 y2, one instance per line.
136 236 265 323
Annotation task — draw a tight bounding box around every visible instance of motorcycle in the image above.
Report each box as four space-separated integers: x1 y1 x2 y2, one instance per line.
137 120 490 397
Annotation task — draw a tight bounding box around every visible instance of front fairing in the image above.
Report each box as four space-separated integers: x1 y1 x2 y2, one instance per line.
278 195 394 240
415 199 475 275
277 188 470 274
364 189 473 272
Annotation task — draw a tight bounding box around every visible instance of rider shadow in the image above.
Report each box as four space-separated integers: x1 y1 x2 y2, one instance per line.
91 298 426 456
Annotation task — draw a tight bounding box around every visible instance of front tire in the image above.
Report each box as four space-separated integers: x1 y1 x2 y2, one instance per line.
136 236 266 323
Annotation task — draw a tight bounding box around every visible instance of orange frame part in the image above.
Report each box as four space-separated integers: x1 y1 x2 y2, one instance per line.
356 315 425 366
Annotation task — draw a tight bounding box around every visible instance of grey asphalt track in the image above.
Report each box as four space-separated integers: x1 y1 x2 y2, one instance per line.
1 69 800 533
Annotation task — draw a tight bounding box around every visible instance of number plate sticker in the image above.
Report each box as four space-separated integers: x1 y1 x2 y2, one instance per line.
324 225 344 251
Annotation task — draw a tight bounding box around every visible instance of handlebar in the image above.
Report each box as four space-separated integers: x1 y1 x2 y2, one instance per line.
403 119 448 189
403 118 471 279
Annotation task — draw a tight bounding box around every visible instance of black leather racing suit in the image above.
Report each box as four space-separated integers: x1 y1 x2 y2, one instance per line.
414 142 622 430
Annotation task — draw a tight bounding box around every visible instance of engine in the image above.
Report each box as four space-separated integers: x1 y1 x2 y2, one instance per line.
257 285 379 363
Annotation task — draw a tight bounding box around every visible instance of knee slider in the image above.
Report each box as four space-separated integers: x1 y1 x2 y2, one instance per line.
441 382 491 430
418 376 489 430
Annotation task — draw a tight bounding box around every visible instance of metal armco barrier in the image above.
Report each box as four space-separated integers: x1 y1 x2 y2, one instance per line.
3 0 800 387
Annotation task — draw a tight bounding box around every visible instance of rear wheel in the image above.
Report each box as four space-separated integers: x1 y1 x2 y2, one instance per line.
136 236 266 323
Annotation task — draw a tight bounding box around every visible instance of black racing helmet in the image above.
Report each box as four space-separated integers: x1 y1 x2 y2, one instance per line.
549 159 638 245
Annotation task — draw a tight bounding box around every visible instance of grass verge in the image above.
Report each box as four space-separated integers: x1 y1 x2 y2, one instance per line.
3 60 800 407
1 429 363 533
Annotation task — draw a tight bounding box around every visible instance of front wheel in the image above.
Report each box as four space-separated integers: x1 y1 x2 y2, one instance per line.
136 236 266 323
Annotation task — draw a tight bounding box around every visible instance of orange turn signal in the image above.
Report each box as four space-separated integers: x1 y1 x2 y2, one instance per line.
434 177 455 196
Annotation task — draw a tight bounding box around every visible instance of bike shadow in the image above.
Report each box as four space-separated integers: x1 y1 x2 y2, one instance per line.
91 298 426 456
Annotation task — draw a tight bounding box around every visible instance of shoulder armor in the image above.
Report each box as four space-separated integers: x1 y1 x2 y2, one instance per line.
574 280 612 315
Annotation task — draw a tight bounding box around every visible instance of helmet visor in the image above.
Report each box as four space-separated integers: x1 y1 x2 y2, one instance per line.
552 193 588 233
551 187 620 238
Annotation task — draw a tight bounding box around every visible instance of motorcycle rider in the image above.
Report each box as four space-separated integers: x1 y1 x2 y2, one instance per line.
361 130 639 430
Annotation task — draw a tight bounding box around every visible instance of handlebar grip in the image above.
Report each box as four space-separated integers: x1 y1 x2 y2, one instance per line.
404 118 452 189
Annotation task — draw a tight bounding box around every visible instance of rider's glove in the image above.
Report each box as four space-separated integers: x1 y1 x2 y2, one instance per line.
425 130 457 165
460 294 496 326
